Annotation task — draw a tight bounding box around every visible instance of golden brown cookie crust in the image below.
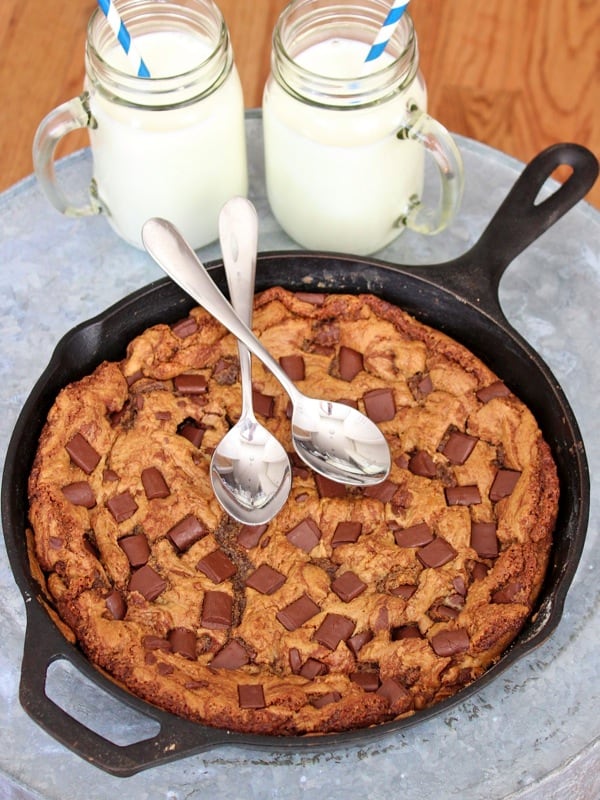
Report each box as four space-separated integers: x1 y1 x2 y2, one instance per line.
27 288 558 734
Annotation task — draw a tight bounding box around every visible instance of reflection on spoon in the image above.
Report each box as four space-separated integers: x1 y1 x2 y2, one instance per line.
141 215 391 486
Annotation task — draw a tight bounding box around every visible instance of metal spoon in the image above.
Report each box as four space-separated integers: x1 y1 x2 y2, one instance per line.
141 216 391 486
209 197 292 524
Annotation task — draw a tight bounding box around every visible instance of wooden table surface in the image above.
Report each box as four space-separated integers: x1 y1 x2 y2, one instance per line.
0 0 598 207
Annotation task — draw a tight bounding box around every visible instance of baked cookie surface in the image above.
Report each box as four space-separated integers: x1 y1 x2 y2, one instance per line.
28 288 559 734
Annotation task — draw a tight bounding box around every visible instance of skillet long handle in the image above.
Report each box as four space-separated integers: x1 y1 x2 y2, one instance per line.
462 143 598 290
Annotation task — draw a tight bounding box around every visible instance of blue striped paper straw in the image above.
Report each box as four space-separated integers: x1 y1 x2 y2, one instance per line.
96 0 151 77
365 0 411 62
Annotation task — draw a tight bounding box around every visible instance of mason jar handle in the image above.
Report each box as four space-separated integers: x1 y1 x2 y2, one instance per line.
32 92 101 218
398 105 465 234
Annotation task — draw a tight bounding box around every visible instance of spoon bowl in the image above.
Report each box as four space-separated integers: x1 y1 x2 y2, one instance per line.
210 197 292 524
141 215 391 487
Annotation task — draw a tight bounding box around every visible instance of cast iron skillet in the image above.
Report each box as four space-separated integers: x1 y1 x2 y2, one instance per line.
2 143 598 776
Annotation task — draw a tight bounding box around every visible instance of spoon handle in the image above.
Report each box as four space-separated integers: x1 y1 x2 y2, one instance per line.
218 198 258 419
142 217 299 401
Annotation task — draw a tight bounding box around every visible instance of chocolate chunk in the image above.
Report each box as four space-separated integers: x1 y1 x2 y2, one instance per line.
128 565 167 601
237 523 268 549
477 380 510 403
65 432 101 474
61 481 96 508
441 431 479 465
289 648 302 674
489 469 521 501
331 521 362 547
296 291 325 305
154 411 172 421
314 473 346 498
338 346 363 381
171 316 198 338
167 515 207 551
105 589 126 620
394 522 434 548
212 356 238 385
392 624 422 640
331 571 366 602
470 561 490 582
119 533 150 567
430 628 470 656
417 537 457 568
157 662 174 676
178 420 205 447
174 373 208 394
279 354 305 381
391 584 417 599
126 369 143 386
201 591 233 629
286 517 322 552
470 521 499 558
142 635 172 651
347 629 373 656
141 467 170 500
492 581 523 604
444 485 482 506
311 691 341 709
107 490 138 523
313 613 355 650
252 389 275 418
300 658 328 679
237 684 265 709
168 628 197 660
429 603 460 621
211 640 249 669
103 469 119 482
409 373 434 400
245 564 286 595
364 479 398 503
350 671 380 692
363 387 396 422
376 677 411 708
453 576 467 596
408 450 437 478
196 549 237 583
276 593 320 631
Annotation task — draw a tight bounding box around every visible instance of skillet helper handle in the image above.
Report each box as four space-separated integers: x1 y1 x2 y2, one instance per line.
474 143 599 282
19 604 223 776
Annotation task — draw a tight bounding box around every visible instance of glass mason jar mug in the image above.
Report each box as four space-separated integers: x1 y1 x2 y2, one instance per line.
33 0 248 250
262 0 464 255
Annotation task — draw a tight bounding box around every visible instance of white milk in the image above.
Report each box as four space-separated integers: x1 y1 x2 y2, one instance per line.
88 29 247 249
263 37 428 254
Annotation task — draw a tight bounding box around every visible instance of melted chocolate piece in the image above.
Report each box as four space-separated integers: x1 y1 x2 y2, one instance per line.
167 515 207 551
444 485 482 506
107 491 138 523
252 389 275 418
105 589 126 620
141 467 170 500
394 522 434 548
212 356 239 385
201 591 233 629
237 523 268 549
376 677 411 707
245 564 286 595
128 565 167 601
296 291 325 305
391 624 422 641
289 648 302 674
477 380 511 403
103 469 119 483
300 658 328 679
363 387 396 422
174 373 208 394
237 684 265 709
492 581 523 604
470 522 499 559
331 521 362 547
364 479 398 503
279 354 305 381
331 571 367 602
313 613 355 650
489 469 521 501
178 420 205 448
211 640 250 669
441 431 479 465
311 691 341 708
314 473 346 498
286 517 322 552
430 628 470 657
391 584 417 599
347 629 373 656
61 481 96 508
196 549 237 583
338 346 364 381
171 316 198 338
119 533 150 567
168 628 197 660
350 671 380 692
408 450 437 478
417 537 457 568
65 432 101 474
276 593 320 631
